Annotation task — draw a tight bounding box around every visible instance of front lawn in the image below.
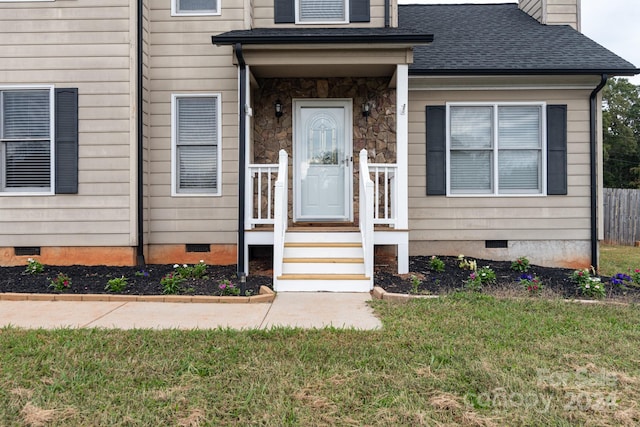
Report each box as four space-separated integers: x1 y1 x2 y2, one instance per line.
1 295 639 426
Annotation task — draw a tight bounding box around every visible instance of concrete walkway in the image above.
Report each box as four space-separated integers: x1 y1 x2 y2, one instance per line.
0 293 382 330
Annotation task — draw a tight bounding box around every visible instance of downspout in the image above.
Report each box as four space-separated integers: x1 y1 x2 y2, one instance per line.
589 73 608 270
235 43 247 292
136 0 145 266
384 0 390 27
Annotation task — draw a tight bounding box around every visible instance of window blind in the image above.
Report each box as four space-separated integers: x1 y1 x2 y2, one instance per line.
498 106 541 149
177 0 216 13
178 146 217 190
175 96 218 193
299 0 345 21
3 90 50 139
450 151 492 193
450 106 492 149
5 141 50 188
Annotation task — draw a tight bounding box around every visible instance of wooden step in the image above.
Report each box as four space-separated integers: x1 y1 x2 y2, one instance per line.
289 226 359 232
277 274 369 280
282 257 363 264
284 242 361 248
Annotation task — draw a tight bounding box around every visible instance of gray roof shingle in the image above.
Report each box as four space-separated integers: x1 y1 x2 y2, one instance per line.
401 3 638 75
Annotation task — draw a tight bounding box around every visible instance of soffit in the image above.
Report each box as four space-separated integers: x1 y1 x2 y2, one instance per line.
241 46 412 78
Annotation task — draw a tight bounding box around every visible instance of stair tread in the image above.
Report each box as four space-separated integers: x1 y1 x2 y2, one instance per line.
284 242 361 248
289 227 360 232
283 257 364 264
277 274 370 280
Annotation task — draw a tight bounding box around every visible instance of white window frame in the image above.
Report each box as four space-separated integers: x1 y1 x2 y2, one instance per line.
0 0 54 2
0 85 55 196
171 0 220 16
171 93 222 197
295 0 349 24
446 102 547 197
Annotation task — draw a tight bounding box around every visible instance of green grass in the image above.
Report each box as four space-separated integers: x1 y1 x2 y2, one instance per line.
2 295 639 426
600 243 640 276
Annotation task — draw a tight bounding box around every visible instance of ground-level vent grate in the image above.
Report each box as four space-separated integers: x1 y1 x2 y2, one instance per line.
186 244 211 253
14 247 41 256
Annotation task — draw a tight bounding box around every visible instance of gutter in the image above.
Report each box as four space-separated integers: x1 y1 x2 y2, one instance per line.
213 33 433 45
136 0 145 266
589 74 608 270
235 43 247 293
408 69 639 76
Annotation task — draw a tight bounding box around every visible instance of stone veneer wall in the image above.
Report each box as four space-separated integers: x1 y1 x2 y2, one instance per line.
252 77 397 222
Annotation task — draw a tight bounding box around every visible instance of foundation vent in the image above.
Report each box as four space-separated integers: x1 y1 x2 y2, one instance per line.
14 247 41 256
186 244 211 253
485 240 508 249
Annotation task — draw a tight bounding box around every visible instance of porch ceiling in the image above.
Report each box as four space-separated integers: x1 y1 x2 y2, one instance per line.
241 46 413 79
249 63 397 79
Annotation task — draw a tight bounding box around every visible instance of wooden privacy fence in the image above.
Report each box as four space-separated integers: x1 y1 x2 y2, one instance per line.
603 188 640 246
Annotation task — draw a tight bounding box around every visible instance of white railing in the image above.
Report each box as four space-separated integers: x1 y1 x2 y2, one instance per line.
359 149 374 289
273 150 288 286
368 162 398 227
246 163 279 228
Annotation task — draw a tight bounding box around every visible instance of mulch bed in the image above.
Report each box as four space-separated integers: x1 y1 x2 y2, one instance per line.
2 256 639 302
0 264 270 296
376 256 640 302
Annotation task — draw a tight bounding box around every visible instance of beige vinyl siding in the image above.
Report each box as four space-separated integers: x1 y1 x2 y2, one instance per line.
519 0 580 30
253 0 386 28
546 0 580 30
147 1 244 245
519 0 543 21
408 87 594 242
0 0 136 247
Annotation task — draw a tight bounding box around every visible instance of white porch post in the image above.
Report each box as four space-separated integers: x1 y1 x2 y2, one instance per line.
396 64 409 274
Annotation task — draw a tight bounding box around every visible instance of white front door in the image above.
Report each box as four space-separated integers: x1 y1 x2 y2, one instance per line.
294 99 352 222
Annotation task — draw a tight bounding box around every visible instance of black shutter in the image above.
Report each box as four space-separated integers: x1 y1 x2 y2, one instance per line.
275 0 295 23
55 88 78 194
547 104 567 195
350 0 370 22
426 105 446 195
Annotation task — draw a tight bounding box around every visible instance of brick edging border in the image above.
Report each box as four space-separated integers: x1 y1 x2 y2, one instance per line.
0 285 275 304
371 286 440 302
371 286 631 306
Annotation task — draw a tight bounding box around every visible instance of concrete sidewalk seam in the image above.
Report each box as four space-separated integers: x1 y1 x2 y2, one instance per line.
258 296 276 329
81 301 129 328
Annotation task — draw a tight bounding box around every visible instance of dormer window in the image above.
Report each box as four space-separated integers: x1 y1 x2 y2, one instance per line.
297 0 347 24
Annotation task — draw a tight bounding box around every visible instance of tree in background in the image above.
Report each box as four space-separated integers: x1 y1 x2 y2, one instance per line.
602 78 640 188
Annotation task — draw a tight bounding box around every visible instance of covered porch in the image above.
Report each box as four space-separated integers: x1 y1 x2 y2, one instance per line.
212 30 432 291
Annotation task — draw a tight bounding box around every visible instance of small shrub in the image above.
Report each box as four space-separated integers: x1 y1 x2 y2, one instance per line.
464 266 496 291
173 261 208 279
218 279 240 296
511 256 530 273
105 276 128 293
429 256 445 273
134 270 149 278
161 273 185 295
610 273 634 290
519 273 543 296
410 275 421 294
191 260 208 279
25 258 44 275
464 272 483 292
457 254 477 271
629 269 640 288
49 273 72 292
571 269 606 299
